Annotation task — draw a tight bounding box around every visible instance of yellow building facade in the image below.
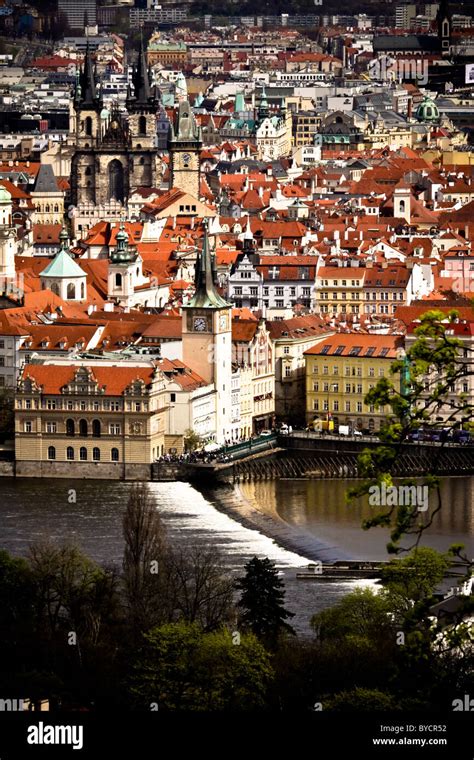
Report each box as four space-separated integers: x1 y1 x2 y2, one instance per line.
304 334 402 433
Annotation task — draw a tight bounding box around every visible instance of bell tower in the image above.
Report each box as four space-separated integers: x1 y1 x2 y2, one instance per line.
437 0 452 56
168 100 202 198
182 224 232 443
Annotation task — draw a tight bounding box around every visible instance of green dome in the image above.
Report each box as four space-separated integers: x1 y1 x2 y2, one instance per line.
416 96 440 123
0 185 11 204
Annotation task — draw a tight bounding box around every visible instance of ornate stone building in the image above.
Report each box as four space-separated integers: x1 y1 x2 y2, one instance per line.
70 43 163 208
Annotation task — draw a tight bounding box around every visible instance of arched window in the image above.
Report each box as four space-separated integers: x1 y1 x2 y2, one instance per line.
108 159 124 203
85 116 92 136
66 419 75 436
54 205 59 213
79 419 88 437
80 446 87 461
139 156 145 165
138 115 147 135
67 283 75 300
45 205 50 213
93 447 100 461
66 446 74 460
115 272 122 288
50 282 59 296
92 419 101 438
85 166 92 176
399 200 405 213
48 446 56 460
111 447 119 462
80 282 85 299
136 267 139 277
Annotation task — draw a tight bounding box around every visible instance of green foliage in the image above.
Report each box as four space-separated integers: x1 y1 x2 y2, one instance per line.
324 687 400 712
381 547 449 615
236 557 295 646
130 622 273 710
184 428 202 452
311 587 394 647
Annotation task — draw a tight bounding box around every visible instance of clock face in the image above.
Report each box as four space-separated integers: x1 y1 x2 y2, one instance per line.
193 316 208 332
219 314 227 331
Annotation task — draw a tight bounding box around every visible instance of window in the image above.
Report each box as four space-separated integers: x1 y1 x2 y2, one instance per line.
333 366 338 375
109 424 121 435
111 447 119 462
135 402 141 412
25 400 31 409
170 393 176 402
379 347 389 357
24 421 32 433
366 347 375 357
333 401 339 411
378 369 385 377
46 422 56 434
67 446 74 461
285 365 292 378
93 447 100 462
323 366 328 375
356 402 362 412
369 367 375 377
47 399 56 410
66 419 75 436
349 347 361 356
92 419 101 438
357 384 362 394
345 401 351 412
79 419 88 437
313 382 319 391
313 400 319 410
48 446 56 460
312 365 318 374
80 447 87 461
275 300 284 308
115 273 122 288
283 346 290 355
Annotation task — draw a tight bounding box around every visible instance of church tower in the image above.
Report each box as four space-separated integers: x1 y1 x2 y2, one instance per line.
168 101 202 199
182 225 232 443
71 42 163 209
107 223 144 309
437 0 452 56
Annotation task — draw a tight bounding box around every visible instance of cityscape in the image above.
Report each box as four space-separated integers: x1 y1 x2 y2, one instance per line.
0 0 473 753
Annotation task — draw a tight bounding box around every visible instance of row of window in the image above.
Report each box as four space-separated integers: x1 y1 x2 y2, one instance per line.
320 279 361 287
24 419 122 435
18 399 144 412
319 292 404 301
47 446 119 462
313 401 385 413
312 366 385 377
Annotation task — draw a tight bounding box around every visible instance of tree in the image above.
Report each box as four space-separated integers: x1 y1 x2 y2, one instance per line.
122 483 168 636
380 547 449 618
183 428 202 452
311 587 395 647
235 557 295 646
165 546 235 631
324 687 400 712
0 387 14 440
130 622 273 711
348 309 474 557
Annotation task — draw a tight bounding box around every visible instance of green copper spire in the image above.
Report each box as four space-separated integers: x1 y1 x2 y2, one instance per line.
111 223 137 264
186 222 230 309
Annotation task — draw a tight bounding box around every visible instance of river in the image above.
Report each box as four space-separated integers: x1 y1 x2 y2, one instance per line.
0 476 472 636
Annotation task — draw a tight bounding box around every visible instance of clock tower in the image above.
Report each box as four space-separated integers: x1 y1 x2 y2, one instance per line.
182 225 232 443
168 100 202 199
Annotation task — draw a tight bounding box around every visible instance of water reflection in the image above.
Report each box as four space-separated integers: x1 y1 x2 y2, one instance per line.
240 477 474 561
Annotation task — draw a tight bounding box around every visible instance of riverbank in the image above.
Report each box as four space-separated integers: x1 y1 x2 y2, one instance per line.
201 482 353 564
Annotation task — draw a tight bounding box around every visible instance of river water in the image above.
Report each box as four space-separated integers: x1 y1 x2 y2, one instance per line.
0 476 472 636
